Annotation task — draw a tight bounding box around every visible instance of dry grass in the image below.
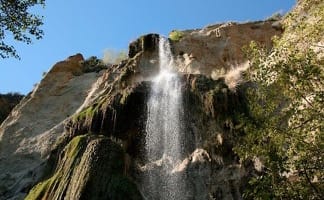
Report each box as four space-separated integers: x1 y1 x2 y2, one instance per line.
224 62 249 91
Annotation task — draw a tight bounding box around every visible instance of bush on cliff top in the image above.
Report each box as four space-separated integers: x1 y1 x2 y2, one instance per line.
169 30 184 41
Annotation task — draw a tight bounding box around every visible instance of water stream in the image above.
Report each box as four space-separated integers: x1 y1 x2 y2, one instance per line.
143 37 186 199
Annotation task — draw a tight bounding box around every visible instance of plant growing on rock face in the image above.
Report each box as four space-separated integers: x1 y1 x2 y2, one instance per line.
169 30 184 41
236 33 323 200
234 1 324 199
82 56 108 73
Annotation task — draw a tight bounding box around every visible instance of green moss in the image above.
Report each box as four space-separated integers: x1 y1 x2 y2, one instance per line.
25 178 51 200
169 30 184 41
25 135 89 200
73 106 94 122
66 134 88 159
72 102 102 123
28 135 143 199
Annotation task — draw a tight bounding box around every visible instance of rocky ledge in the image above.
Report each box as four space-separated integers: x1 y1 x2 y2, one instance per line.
0 19 281 200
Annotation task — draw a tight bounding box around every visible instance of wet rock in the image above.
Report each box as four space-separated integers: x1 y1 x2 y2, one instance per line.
1 18 286 200
129 34 160 58
25 135 142 200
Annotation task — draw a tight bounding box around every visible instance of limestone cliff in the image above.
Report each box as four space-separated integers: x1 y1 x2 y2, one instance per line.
0 19 283 200
0 54 105 199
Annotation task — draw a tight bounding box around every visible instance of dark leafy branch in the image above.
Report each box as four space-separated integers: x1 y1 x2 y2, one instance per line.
0 0 45 59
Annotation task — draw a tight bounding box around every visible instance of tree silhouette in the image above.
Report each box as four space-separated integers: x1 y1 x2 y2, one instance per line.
0 0 45 59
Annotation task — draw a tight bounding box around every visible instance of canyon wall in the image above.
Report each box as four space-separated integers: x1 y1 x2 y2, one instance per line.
0 20 282 200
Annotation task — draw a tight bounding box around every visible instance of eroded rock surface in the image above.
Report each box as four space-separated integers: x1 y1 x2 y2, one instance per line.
0 54 105 199
1 20 282 200
172 20 282 80
25 135 142 200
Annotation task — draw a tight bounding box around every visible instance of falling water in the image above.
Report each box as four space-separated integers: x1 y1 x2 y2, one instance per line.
143 37 185 199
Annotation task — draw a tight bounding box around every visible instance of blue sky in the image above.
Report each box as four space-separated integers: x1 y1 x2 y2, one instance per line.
0 0 295 94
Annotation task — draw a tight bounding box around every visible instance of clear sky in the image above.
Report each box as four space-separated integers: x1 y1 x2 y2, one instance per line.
0 0 296 94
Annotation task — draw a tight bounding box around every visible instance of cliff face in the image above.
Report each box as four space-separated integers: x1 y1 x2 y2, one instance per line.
0 20 281 200
172 21 281 79
0 54 105 199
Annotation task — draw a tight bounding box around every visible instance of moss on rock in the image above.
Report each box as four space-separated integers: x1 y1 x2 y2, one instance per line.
26 135 143 200
26 135 89 200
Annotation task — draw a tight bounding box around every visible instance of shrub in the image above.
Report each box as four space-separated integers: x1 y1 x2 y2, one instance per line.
82 56 107 73
169 30 184 41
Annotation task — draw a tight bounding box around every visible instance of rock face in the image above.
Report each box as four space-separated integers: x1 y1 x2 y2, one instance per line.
0 20 281 200
0 54 105 199
25 135 142 200
172 21 282 79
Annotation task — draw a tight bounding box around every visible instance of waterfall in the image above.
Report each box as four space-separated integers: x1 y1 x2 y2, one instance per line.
143 37 186 199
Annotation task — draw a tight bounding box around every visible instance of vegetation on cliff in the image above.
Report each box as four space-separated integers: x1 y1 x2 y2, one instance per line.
26 135 142 200
19 1 324 199
169 30 184 42
235 0 323 199
0 93 23 124
0 0 45 59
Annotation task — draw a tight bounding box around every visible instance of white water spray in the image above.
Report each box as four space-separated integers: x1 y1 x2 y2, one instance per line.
143 37 186 199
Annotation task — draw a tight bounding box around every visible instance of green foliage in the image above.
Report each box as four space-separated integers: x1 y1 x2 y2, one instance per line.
169 30 184 41
280 0 324 49
82 56 108 73
236 38 323 200
0 92 23 123
234 2 324 198
0 0 45 59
